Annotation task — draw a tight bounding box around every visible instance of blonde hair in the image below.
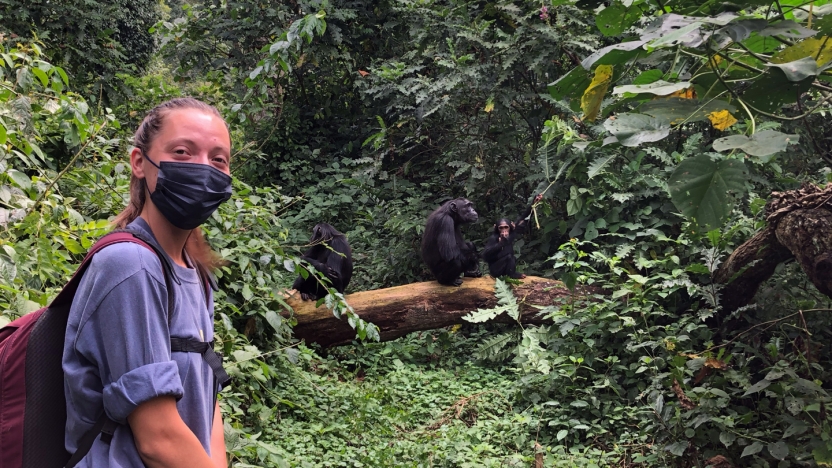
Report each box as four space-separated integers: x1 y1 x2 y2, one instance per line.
113 98 227 270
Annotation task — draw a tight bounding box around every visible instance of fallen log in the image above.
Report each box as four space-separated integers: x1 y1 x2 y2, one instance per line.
286 276 573 347
715 183 832 313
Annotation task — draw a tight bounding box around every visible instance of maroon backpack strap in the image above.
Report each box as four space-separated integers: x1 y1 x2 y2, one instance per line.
49 232 154 308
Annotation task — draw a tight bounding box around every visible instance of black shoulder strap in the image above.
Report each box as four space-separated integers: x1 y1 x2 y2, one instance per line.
64 414 118 468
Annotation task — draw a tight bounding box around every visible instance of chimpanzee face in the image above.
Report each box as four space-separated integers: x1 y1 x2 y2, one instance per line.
450 198 478 223
311 223 337 243
498 223 510 233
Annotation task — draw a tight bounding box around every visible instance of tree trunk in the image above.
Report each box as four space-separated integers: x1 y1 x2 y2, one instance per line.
715 183 832 313
286 276 574 347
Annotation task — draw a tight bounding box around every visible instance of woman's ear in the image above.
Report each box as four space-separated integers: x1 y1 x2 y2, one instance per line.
130 147 146 179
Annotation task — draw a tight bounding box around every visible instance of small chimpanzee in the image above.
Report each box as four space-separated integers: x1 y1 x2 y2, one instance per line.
482 193 543 279
292 223 353 300
421 198 481 286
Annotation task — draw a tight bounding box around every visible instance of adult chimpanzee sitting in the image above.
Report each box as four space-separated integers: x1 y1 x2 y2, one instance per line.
421 197 481 286
482 193 543 279
292 223 353 300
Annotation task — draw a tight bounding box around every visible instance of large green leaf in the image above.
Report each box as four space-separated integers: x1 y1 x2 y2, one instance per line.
668 155 748 229
712 130 799 159
740 71 813 113
548 66 590 103
767 56 829 81
603 113 670 146
640 98 736 124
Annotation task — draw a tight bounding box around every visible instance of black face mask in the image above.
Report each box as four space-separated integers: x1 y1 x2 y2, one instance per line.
144 153 233 230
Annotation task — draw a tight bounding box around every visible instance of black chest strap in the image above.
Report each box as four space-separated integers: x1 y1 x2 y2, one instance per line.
170 336 231 389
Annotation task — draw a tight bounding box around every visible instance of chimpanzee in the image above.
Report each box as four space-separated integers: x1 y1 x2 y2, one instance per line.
292 223 353 300
482 194 543 279
421 198 481 286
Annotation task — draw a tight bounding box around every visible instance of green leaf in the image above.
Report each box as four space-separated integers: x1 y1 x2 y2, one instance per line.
812 441 832 465
767 56 824 81
742 378 771 396
581 40 645 70
741 441 764 457
741 71 813 113
664 441 688 456
462 279 518 323
760 20 817 39
556 429 568 441
668 156 748 229
561 271 578 291
264 310 283 332
613 80 691 96
548 67 590 103
587 154 617 179
31 67 48 87
713 130 800 158
596 1 641 37
7 169 32 190
584 221 598 241
603 113 671 147
768 441 789 460
719 431 736 447
242 284 254 301
632 69 663 85
639 98 736 125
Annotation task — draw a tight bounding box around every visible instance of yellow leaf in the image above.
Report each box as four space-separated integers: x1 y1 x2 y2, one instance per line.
450 324 462 333
772 36 832 66
707 109 738 131
581 64 613 122
484 97 494 113
666 87 696 99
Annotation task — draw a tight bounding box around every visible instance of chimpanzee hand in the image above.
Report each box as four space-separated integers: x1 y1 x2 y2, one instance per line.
533 193 544 204
325 266 340 279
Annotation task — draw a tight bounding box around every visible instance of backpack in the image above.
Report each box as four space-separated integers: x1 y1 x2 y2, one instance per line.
0 228 230 468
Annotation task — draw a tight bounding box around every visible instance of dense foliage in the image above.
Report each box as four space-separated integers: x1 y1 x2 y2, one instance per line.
3 0 832 466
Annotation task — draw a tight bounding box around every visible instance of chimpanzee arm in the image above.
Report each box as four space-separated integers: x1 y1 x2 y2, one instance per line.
437 215 461 262
323 251 346 292
514 194 543 235
481 236 504 263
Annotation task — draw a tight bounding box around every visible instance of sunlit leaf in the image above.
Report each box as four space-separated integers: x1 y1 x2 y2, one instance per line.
603 113 670 146
613 80 692 96
707 110 737 131
713 130 799 158
581 65 613 122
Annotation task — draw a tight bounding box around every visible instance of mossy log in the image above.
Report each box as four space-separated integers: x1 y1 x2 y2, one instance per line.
286 276 573 347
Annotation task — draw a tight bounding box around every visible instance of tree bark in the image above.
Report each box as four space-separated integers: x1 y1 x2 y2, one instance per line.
713 225 792 313
286 276 574 347
715 183 832 313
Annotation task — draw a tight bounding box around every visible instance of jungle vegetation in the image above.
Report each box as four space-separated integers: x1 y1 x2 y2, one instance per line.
2 0 832 466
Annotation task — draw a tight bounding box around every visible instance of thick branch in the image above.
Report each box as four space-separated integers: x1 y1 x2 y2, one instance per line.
714 225 792 313
286 276 574 347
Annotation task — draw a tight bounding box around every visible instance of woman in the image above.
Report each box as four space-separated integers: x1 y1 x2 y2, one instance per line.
63 98 232 467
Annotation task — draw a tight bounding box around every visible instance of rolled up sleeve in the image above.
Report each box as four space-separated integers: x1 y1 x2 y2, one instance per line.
102 361 184 423
73 246 181 423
